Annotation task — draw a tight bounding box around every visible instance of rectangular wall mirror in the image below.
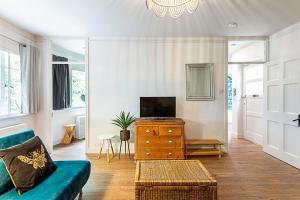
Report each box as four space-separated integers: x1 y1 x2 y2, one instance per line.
186 63 215 101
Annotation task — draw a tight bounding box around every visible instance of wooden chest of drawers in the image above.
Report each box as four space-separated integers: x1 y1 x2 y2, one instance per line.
134 118 185 160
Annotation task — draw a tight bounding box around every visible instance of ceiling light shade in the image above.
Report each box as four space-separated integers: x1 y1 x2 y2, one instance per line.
146 0 200 18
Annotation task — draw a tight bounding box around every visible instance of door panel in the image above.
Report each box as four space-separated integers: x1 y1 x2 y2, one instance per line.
267 86 280 112
264 57 300 169
267 120 281 149
284 125 300 158
243 65 264 145
284 83 300 113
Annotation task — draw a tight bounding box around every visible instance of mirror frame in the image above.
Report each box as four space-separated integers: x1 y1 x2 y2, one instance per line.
186 63 215 101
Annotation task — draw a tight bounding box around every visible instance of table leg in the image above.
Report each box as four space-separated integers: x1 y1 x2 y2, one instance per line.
124 141 127 155
78 190 83 200
109 139 114 157
185 144 187 159
119 141 122 159
98 139 104 159
127 140 130 158
106 139 110 162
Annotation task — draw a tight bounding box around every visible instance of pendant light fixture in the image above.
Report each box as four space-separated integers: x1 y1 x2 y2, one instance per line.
146 0 200 18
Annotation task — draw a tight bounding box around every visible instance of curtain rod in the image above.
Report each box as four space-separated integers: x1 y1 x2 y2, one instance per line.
0 33 26 47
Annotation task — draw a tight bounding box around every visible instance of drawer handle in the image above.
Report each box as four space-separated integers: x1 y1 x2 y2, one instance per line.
168 129 173 133
146 140 150 144
168 152 172 155
146 152 150 156
146 130 151 133
168 140 173 143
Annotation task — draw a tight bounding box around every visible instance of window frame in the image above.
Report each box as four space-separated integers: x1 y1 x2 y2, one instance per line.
228 38 269 65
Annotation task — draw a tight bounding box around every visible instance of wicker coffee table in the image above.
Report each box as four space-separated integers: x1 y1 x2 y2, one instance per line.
135 160 217 200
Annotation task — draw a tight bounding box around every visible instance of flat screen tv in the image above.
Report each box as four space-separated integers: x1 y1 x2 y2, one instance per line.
140 97 176 118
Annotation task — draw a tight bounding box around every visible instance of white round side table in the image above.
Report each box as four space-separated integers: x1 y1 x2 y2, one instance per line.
98 134 116 163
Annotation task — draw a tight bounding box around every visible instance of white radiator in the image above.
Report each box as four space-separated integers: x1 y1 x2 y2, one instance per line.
75 116 85 139
0 123 28 137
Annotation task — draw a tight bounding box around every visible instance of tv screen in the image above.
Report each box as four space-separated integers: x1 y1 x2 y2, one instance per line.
140 97 176 118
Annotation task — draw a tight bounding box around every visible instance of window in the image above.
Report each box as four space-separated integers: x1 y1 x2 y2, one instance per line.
71 69 85 107
0 49 22 116
228 40 267 63
243 64 263 96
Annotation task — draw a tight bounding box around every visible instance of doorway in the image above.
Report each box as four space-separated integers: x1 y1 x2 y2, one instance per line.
50 38 88 154
227 39 267 145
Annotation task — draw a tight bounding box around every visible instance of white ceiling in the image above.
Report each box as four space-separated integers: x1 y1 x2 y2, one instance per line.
0 0 299 37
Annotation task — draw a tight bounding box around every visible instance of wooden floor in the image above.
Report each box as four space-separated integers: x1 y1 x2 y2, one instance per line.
52 139 300 200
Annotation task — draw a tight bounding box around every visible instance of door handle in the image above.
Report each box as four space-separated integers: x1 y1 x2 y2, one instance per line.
293 115 300 127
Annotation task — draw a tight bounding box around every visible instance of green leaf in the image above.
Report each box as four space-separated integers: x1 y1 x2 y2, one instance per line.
112 111 136 131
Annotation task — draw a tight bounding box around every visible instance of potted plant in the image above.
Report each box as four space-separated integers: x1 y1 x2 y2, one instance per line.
112 111 136 141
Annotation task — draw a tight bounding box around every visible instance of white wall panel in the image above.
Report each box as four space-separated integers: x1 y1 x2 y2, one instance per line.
270 22 300 61
247 98 263 114
267 64 280 81
284 59 300 80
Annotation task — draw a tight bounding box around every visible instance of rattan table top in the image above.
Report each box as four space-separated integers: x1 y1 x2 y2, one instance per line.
135 160 217 186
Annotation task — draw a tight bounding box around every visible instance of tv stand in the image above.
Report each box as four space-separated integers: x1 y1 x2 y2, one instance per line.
134 118 185 160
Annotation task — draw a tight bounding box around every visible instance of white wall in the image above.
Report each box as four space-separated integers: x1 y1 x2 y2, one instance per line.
0 116 35 137
88 37 227 153
52 108 85 145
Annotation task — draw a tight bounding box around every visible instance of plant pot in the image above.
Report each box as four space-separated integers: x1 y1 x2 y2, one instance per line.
120 130 130 141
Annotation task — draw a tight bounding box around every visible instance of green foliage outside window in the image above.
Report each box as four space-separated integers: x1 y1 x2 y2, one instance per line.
71 70 85 107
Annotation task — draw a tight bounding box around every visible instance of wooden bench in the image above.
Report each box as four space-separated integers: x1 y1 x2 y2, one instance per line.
185 139 223 159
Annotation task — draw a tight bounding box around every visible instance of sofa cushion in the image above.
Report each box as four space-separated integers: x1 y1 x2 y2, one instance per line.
0 130 35 195
0 160 91 200
0 136 57 195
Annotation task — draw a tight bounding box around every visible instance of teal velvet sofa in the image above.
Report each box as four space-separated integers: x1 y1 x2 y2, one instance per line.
0 129 91 200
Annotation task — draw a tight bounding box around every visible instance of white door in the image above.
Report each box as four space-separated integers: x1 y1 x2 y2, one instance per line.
264 56 300 169
243 65 264 145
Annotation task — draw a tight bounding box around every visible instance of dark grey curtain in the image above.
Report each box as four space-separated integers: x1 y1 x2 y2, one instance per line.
52 55 70 110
